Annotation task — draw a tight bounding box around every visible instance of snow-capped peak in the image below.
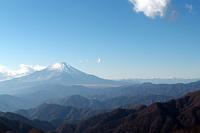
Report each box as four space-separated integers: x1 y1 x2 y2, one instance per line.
50 62 67 70
48 62 71 71
47 62 84 75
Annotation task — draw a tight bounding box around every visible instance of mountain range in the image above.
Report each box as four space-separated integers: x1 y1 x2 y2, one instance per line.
0 62 200 112
0 88 200 133
0 62 200 132
55 90 200 133
16 103 102 126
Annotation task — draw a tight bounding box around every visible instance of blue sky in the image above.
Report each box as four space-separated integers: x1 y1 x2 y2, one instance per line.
0 0 200 79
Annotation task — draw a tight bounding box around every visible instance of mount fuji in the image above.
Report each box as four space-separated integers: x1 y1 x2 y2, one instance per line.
13 62 117 85
0 62 123 94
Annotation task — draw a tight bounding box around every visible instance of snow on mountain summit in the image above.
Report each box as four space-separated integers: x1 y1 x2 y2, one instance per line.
47 62 86 76
49 62 71 71
0 62 119 88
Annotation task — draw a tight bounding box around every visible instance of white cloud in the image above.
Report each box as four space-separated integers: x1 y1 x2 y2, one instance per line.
0 65 8 74
8 64 46 77
129 0 171 18
0 64 46 80
185 4 193 13
97 58 101 64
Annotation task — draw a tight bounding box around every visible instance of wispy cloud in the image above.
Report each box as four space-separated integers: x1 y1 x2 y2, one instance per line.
97 58 101 64
129 0 171 18
0 65 8 74
0 64 46 78
185 4 193 13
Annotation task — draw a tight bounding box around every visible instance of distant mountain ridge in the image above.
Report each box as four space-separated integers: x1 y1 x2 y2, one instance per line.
121 78 200 84
1 80 200 112
16 103 102 127
47 94 171 110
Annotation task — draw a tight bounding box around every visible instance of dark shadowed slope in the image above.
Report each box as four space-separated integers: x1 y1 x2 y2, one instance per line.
57 90 200 133
0 116 44 133
16 103 103 126
0 112 55 132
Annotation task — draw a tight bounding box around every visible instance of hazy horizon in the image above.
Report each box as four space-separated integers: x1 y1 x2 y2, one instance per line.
0 62 200 81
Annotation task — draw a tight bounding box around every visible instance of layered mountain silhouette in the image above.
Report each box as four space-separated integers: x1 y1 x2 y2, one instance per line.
0 112 53 133
51 95 104 110
47 94 171 110
56 90 200 133
16 103 102 126
0 62 200 133
1 80 200 112
0 88 200 133
0 112 55 132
